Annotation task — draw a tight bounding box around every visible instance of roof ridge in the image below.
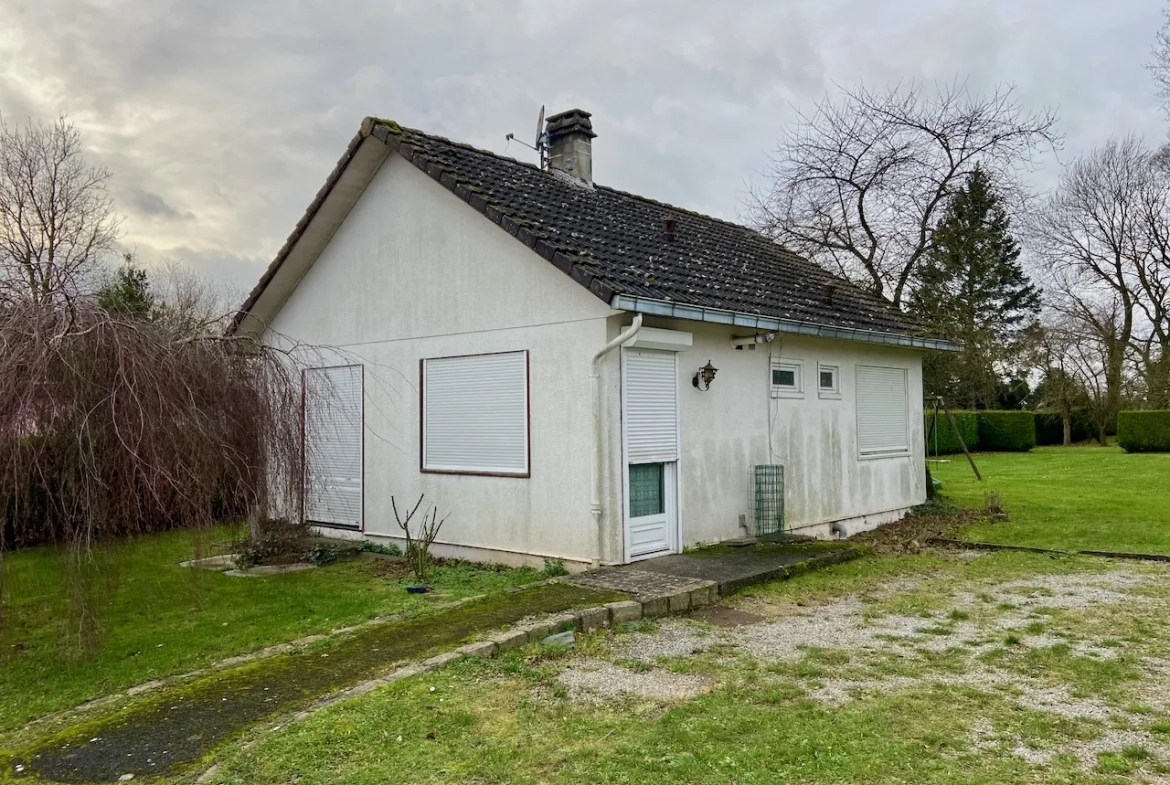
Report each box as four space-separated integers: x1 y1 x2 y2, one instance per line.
373 119 545 173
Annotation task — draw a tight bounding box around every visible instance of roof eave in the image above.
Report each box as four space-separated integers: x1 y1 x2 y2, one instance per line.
609 295 961 352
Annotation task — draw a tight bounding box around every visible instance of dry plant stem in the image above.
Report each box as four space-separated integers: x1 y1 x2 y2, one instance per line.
391 494 449 582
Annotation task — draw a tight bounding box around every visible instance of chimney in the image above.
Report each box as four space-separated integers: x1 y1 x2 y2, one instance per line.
545 108 596 183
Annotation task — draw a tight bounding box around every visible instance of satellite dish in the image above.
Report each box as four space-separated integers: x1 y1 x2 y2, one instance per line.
535 104 546 150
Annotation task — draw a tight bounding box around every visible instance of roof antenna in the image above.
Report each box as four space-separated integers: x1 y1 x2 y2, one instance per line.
505 104 548 168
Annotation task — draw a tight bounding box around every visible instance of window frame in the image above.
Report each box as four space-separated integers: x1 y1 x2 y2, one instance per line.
770 358 804 399
420 350 531 477
817 362 841 399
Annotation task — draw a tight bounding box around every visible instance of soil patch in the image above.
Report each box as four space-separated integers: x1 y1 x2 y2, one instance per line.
555 660 712 704
690 607 766 628
850 506 987 553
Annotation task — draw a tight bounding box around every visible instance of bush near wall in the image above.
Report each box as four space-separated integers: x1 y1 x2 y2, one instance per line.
977 410 1036 452
1034 410 1095 445
1118 411 1170 453
924 410 980 455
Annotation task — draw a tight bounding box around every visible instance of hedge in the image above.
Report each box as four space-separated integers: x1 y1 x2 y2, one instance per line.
1034 410 1095 445
977 410 1036 452
924 409 980 455
1118 410 1170 453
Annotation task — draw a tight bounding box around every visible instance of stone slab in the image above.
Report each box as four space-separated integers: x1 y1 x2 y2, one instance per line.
641 596 669 618
457 640 497 658
568 545 859 601
606 600 642 625
179 554 238 571
578 606 610 632
223 563 316 577
490 628 529 653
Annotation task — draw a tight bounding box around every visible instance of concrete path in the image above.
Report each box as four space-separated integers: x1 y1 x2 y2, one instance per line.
570 542 861 597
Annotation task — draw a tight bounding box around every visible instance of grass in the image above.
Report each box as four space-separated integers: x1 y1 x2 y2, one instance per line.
0 526 545 734
204 649 1092 785
930 445 1170 553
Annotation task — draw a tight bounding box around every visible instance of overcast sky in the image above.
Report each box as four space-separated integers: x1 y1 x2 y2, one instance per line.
0 0 1165 297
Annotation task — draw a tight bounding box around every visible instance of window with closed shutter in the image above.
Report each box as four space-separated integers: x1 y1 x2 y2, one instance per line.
422 351 529 475
303 365 363 528
624 350 680 464
856 365 910 457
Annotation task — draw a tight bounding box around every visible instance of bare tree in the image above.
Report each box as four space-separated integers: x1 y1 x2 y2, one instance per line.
1034 316 1090 445
749 81 1060 307
1151 6 1170 118
0 116 120 304
153 259 244 334
1032 136 1170 416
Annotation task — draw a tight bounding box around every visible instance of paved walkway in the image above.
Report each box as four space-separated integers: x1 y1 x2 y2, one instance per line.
570 542 861 598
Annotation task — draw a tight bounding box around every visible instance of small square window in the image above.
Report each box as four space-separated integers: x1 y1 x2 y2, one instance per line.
818 363 841 398
770 360 803 398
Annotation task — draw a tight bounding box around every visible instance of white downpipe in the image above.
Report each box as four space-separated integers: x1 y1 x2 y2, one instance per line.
590 315 643 569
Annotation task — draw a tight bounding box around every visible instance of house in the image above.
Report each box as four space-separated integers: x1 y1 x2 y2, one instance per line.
232 109 955 569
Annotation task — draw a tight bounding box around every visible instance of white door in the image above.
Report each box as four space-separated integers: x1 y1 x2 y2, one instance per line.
303 365 363 529
622 349 680 560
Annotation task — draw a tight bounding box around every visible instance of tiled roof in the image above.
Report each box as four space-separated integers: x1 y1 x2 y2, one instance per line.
371 120 925 339
236 117 936 344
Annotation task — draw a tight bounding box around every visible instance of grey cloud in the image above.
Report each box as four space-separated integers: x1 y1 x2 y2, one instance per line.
123 188 195 222
0 0 1165 290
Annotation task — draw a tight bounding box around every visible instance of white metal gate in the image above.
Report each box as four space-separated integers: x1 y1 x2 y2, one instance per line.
303 365 363 528
622 349 680 560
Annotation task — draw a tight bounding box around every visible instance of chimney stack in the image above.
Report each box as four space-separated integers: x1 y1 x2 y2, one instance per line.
545 109 596 183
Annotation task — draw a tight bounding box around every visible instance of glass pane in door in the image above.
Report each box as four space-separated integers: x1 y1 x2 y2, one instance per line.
629 463 665 517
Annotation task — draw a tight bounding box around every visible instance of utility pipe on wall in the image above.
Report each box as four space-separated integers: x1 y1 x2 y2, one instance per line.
590 314 643 569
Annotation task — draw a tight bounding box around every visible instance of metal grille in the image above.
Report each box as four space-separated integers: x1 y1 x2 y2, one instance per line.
751 464 785 538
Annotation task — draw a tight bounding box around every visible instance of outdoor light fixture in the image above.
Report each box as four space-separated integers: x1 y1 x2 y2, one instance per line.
692 360 718 391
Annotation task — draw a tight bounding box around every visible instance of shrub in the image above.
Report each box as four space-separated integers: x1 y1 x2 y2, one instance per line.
358 540 403 557
977 411 1036 452
924 410 979 455
541 558 569 578
1034 410 1095 445
1118 411 1170 453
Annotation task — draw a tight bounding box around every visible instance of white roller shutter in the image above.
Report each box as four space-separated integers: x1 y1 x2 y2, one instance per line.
856 365 910 457
303 365 363 527
624 350 679 464
423 351 529 475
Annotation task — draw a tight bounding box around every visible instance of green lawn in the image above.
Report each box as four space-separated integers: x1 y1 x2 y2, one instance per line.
931 445 1170 554
205 549 1170 785
0 527 544 733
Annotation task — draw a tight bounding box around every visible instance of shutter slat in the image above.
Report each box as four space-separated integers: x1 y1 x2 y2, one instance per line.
304 365 363 526
856 366 909 456
625 350 679 464
423 352 528 474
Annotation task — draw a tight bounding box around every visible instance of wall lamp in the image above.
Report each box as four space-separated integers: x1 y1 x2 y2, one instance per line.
692 360 718 391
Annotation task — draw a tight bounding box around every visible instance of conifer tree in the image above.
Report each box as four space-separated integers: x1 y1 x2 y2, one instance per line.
912 168 1041 409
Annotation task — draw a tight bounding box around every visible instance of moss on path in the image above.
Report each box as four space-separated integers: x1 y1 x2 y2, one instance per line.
16 582 622 783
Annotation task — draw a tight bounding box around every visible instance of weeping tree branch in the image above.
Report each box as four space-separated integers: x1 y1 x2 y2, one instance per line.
0 299 308 654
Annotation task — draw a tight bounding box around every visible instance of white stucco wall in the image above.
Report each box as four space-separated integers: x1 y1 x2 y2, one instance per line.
265 154 615 567
605 317 927 551
261 150 927 567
